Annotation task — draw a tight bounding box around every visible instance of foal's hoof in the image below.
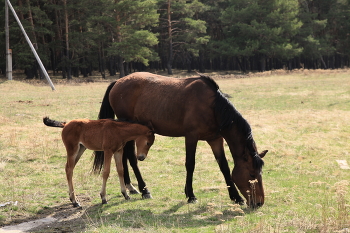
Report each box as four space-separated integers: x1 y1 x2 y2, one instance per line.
102 199 108 205
187 197 197 203
72 202 81 208
142 193 152 199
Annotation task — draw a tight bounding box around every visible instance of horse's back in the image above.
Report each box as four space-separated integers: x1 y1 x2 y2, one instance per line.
109 72 219 139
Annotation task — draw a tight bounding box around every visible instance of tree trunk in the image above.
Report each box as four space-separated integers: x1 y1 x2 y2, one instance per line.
63 0 71 79
26 0 44 79
118 56 125 78
260 55 266 72
198 50 205 73
109 56 116 76
99 43 106 79
166 0 173 75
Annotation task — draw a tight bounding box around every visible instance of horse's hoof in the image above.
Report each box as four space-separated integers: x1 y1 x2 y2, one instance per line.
187 197 197 203
142 193 152 199
102 200 108 205
238 201 245 206
235 197 245 205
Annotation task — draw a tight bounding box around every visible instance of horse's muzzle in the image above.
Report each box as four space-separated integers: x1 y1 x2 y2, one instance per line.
137 154 146 161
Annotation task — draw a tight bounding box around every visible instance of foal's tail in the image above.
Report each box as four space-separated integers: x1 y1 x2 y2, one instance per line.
93 81 117 173
43 117 66 128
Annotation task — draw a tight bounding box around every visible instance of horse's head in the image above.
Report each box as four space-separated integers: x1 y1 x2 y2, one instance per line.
134 130 155 161
231 141 268 208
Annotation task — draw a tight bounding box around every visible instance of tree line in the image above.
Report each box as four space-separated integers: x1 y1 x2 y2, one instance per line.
1 0 350 79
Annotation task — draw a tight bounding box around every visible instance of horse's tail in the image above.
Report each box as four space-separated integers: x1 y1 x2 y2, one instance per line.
98 81 117 120
43 117 66 128
93 81 117 173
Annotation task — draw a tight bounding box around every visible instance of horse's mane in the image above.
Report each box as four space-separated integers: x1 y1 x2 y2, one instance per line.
198 73 264 169
214 90 253 141
195 73 249 134
197 73 219 90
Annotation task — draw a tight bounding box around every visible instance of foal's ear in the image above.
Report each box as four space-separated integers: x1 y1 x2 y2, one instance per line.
147 130 154 136
147 121 155 133
259 150 268 158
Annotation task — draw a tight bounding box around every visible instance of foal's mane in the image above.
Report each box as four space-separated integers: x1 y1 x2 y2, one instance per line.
198 74 264 169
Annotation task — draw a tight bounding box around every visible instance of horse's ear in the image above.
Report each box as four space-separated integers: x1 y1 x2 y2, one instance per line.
259 150 268 158
147 121 155 133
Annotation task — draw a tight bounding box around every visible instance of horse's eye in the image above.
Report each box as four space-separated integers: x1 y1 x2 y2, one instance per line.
147 142 150 146
249 173 255 178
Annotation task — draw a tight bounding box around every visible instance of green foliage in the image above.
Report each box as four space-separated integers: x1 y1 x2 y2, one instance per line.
1 0 350 74
216 0 302 59
109 30 159 65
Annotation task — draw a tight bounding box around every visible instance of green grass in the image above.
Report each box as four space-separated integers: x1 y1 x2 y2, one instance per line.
0 70 349 232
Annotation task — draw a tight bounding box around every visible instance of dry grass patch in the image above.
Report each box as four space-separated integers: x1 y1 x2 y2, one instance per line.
0 70 349 232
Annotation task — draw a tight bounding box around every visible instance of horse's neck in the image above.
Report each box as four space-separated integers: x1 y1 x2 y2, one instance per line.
221 126 246 161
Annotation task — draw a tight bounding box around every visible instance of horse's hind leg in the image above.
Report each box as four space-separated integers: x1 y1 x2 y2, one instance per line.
124 141 151 198
114 150 130 200
65 145 84 207
207 137 244 204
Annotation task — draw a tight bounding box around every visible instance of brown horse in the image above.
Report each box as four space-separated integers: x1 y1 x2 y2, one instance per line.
95 72 268 207
43 117 155 207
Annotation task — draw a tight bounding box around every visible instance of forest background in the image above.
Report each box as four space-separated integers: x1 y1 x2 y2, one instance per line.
1 0 350 79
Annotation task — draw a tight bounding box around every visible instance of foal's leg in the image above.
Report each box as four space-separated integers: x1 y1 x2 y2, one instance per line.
207 137 244 204
184 136 198 203
100 150 113 204
114 150 130 200
75 144 86 165
66 144 86 207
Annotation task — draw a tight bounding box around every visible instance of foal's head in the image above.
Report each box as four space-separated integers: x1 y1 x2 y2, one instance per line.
231 139 268 208
134 128 155 161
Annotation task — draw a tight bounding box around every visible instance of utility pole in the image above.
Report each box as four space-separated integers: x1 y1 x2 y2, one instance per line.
5 0 13 80
5 0 55 90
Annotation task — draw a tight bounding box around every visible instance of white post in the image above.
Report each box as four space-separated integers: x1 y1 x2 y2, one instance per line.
5 0 12 80
6 0 55 90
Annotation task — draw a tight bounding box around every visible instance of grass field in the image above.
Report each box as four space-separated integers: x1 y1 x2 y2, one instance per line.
0 69 349 232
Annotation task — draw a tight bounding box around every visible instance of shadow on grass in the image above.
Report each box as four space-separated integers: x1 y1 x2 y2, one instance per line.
83 198 246 230
3 194 248 232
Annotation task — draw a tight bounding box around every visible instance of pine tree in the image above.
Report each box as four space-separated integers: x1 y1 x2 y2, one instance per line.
157 0 209 74
214 0 302 71
104 0 159 78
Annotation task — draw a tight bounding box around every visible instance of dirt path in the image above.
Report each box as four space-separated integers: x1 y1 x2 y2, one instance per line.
0 197 92 233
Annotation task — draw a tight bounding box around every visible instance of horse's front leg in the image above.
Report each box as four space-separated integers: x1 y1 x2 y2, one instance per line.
114 150 130 200
122 150 138 195
184 136 198 203
124 141 151 199
207 137 244 205
100 150 113 204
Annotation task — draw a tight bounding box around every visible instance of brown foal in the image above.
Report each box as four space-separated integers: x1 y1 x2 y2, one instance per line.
43 117 154 207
